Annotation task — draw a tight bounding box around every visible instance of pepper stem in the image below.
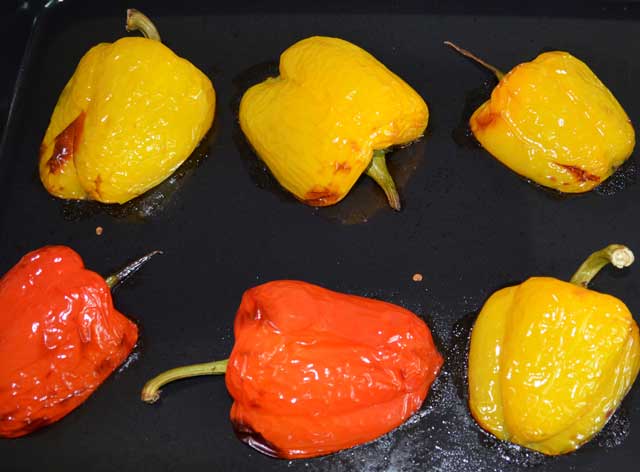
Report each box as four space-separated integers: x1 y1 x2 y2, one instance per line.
126 9 162 42
105 250 163 289
366 150 401 211
569 244 634 288
141 359 229 403
444 41 505 81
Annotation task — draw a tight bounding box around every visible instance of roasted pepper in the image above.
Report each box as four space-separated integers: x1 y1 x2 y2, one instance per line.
39 9 215 204
468 244 640 455
239 36 429 210
142 280 443 458
0 246 160 438
446 42 635 192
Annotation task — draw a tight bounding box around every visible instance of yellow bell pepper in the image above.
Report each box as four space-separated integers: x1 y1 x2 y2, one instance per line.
39 10 215 204
469 244 640 455
446 42 635 192
239 36 428 210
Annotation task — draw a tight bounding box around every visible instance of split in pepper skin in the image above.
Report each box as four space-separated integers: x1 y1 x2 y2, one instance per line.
39 9 215 204
141 280 443 459
239 36 429 210
468 244 640 455
0 246 160 438
446 42 635 193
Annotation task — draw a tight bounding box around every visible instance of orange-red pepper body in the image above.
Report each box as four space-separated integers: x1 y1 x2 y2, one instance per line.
225 280 443 459
0 246 138 438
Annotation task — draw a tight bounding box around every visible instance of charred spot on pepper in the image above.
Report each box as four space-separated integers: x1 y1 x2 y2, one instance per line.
232 419 283 458
46 112 86 175
557 164 601 183
95 358 114 375
333 161 352 174
472 109 499 131
247 399 262 409
93 174 104 199
303 187 340 206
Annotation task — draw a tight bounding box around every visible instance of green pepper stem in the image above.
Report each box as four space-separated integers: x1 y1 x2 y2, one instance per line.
570 244 634 288
105 250 163 289
444 41 505 81
366 150 401 211
126 9 162 42
141 359 229 403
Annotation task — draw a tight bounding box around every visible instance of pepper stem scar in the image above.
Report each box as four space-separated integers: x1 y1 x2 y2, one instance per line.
569 244 635 288
126 8 161 42
105 250 163 289
141 359 229 403
365 150 401 211
444 41 505 81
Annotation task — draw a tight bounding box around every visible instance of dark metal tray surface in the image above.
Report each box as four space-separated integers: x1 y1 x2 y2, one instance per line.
1 1 639 471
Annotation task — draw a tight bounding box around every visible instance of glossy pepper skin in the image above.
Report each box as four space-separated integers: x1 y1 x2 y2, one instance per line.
468 247 640 455
239 36 428 208
39 11 215 204
0 246 138 438
449 43 635 192
142 280 443 459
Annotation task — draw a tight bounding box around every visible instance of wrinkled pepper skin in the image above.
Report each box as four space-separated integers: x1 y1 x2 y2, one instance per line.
471 51 635 192
239 36 428 206
469 277 640 455
39 36 215 203
0 246 138 438
225 281 443 459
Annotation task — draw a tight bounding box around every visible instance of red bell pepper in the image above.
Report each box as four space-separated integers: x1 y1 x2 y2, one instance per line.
0 246 159 438
142 280 443 459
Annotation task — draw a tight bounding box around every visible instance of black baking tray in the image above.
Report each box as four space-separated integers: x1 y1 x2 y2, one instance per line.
1 1 640 471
